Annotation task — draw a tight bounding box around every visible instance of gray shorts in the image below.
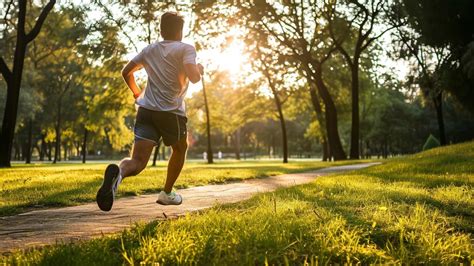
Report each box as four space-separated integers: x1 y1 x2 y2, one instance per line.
134 107 187 146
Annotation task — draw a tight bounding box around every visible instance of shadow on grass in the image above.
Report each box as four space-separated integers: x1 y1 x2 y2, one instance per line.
362 168 474 188
273 175 473 233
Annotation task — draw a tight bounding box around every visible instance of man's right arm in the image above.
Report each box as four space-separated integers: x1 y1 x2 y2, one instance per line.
121 60 143 99
184 63 204 84
183 44 203 84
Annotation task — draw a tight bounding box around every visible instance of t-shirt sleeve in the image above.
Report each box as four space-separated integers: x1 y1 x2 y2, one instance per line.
132 47 147 65
183 45 197 65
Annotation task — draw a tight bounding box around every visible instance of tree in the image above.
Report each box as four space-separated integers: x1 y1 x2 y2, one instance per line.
251 43 292 163
186 70 269 160
29 6 91 162
201 74 214 163
94 0 182 52
392 0 474 113
0 0 56 167
389 1 453 145
326 0 399 158
237 1 348 160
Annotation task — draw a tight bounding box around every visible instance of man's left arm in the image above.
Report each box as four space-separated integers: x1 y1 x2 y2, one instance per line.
121 60 143 99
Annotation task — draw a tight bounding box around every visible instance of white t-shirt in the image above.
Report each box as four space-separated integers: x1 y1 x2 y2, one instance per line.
132 40 197 117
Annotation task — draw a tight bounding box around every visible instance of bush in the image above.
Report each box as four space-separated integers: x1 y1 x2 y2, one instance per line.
423 134 441 151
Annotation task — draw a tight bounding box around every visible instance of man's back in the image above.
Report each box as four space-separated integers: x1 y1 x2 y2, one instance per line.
132 40 197 117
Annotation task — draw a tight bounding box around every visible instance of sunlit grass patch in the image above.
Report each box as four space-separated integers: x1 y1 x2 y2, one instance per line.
2 141 473 264
0 159 362 216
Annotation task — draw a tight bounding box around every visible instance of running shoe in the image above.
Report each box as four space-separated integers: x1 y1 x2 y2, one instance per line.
96 164 120 211
156 191 183 205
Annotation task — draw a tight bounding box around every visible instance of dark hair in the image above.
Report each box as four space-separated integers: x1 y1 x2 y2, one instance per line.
160 12 184 40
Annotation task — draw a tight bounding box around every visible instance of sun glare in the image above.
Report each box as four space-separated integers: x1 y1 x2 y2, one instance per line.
216 41 247 75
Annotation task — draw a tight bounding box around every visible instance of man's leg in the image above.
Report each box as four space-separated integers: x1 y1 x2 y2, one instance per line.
119 139 155 179
163 137 188 193
96 139 155 212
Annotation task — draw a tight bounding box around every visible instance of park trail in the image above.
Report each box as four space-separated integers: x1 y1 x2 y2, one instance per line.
0 163 379 253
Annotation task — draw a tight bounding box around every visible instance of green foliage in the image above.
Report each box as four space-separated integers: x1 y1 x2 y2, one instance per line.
423 134 441 151
187 70 271 154
2 142 473 264
3 0 474 162
3 4 134 157
399 0 474 112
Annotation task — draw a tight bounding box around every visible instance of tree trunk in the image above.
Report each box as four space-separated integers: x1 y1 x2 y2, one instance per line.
161 145 166 160
272 92 288 163
202 77 213 163
40 135 46 161
433 92 447 145
258 55 289 163
35 144 41 159
234 129 241 160
366 140 371 159
53 78 72 163
47 142 52 161
309 87 331 161
322 140 329 162
25 118 33 163
0 0 56 167
14 140 20 161
312 68 346 160
0 40 27 168
349 64 360 159
75 142 80 157
53 101 62 163
152 143 160 166
63 143 68 161
82 127 88 163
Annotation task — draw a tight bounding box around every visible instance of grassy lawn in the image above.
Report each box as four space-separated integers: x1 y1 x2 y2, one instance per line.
2 142 473 264
0 159 361 216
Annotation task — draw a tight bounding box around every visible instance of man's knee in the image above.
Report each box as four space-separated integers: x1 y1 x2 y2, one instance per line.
172 139 188 153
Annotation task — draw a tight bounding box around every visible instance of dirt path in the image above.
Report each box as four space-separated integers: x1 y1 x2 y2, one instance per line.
0 163 379 253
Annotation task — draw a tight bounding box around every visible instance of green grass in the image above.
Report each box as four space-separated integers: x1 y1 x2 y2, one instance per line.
2 142 473 264
0 159 361 216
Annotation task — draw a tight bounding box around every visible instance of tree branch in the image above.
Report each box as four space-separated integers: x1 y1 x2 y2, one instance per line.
397 28 428 77
309 1 319 50
325 6 353 66
321 45 338 64
329 26 353 66
25 0 56 43
3 0 14 28
362 23 402 51
96 1 139 52
0 56 12 82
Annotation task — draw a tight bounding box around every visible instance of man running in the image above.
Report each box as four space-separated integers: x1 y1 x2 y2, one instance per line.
96 12 204 211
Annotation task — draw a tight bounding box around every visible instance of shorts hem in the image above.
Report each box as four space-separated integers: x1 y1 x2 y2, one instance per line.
134 135 158 145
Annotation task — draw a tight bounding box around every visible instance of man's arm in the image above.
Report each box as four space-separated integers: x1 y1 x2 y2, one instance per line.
121 60 143 99
184 63 204 84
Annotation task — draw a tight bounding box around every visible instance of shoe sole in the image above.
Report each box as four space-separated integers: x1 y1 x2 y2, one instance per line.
96 164 120 211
